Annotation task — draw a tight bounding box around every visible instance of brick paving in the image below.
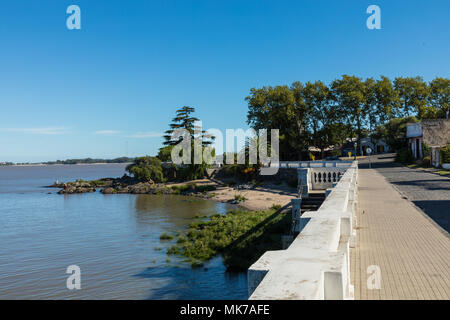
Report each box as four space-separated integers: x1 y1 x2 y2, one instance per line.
368 154 450 232
351 156 450 300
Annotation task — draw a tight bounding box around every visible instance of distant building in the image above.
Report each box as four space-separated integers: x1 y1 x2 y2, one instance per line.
340 137 390 157
359 137 390 155
406 119 450 167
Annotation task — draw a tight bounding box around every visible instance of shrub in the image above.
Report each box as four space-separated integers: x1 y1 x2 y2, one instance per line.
249 179 263 188
159 233 174 240
270 204 282 211
422 142 431 157
157 145 174 162
234 194 247 202
126 156 165 182
171 183 195 194
396 147 414 165
422 156 431 167
441 143 450 164
330 149 341 157
220 164 258 181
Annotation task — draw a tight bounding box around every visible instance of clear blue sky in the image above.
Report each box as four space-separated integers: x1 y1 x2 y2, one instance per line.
0 0 449 162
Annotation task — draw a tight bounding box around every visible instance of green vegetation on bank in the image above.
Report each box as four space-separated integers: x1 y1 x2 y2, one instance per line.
160 233 175 241
166 208 291 270
126 156 165 182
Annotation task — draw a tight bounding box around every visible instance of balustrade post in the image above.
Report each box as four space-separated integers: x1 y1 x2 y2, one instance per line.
291 198 302 233
297 168 310 197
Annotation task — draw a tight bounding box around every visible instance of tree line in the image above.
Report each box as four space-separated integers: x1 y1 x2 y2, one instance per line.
246 75 449 159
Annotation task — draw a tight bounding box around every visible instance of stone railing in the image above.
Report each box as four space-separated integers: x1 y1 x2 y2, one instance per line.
248 161 358 300
309 168 346 190
268 160 354 169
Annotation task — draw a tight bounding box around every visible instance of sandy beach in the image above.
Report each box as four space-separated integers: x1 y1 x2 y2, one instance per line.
169 179 297 211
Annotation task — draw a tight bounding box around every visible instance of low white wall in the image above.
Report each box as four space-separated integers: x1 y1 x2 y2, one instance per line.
443 163 450 169
273 160 354 169
310 167 346 190
248 161 358 300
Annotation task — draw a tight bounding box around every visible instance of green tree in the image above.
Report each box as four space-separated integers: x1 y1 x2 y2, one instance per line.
161 106 214 180
163 106 199 145
428 77 450 118
394 77 430 118
302 80 334 158
328 123 354 147
246 84 307 160
157 145 174 162
331 75 367 155
126 156 165 182
375 116 418 151
373 76 400 122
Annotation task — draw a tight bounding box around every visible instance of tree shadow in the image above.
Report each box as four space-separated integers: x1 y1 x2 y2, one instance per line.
132 259 248 300
391 179 450 191
221 204 292 271
131 204 292 299
412 200 450 233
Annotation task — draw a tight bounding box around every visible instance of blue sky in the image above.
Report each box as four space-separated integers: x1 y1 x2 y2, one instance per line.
0 0 449 162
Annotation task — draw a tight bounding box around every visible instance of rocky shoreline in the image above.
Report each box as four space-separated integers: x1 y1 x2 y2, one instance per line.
50 175 298 211
52 176 211 196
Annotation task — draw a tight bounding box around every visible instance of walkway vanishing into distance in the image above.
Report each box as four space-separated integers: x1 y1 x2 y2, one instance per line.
351 155 450 299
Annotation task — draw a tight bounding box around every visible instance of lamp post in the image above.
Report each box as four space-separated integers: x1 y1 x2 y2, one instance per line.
354 142 357 160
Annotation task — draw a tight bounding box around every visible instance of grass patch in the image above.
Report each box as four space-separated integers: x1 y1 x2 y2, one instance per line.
205 192 215 198
89 179 106 187
270 204 282 210
234 194 247 202
435 170 450 176
170 184 194 194
249 180 264 188
167 208 291 270
170 182 216 194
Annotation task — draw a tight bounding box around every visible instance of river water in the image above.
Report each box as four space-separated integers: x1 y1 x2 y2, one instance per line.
0 164 247 299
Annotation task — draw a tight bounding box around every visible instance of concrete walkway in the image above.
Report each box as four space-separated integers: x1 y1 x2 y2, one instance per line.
351 164 450 299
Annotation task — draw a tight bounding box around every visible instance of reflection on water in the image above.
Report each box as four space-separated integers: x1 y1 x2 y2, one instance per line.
0 165 247 299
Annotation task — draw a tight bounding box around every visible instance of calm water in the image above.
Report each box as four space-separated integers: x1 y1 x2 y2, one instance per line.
0 164 247 299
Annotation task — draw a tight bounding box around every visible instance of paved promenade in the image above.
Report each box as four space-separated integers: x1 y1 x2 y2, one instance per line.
351 156 450 299
370 155 450 233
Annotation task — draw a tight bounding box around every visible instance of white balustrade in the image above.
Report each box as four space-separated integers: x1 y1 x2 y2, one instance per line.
248 161 358 300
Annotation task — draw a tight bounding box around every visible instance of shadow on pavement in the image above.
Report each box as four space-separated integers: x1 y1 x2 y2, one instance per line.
357 153 450 233
413 200 450 233
392 180 450 191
